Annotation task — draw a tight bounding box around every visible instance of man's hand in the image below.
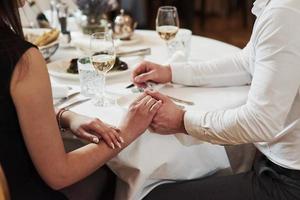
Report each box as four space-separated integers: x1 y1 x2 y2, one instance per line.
132 61 172 87
146 90 187 135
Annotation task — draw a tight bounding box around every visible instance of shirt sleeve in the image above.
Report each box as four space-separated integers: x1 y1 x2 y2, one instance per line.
183 8 300 145
170 43 252 87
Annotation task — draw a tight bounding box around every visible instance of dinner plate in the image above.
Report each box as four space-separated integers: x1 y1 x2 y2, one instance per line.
47 57 141 81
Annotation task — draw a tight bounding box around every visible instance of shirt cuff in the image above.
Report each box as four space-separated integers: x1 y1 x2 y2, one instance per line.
170 63 190 84
184 110 208 139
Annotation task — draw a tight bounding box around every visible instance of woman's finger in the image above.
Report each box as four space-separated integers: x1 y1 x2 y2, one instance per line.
131 93 147 106
113 128 125 143
137 95 152 107
77 128 99 144
101 133 116 149
106 124 124 144
107 129 122 149
149 100 162 113
145 97 158 109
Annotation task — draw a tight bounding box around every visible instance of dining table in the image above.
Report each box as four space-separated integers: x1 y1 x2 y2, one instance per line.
49 29 250 200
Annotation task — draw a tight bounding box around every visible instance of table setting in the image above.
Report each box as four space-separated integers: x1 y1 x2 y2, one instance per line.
22 2 250 199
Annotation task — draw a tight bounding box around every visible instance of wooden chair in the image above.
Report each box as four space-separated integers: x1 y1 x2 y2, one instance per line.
0 165 10 200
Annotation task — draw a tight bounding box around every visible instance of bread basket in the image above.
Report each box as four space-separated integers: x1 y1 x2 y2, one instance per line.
24 28 60 60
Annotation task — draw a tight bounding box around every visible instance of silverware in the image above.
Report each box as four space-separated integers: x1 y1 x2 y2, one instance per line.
166 95 195 106
126 83 135 89
145 82 195 106
61 98 91 110
54 92 80 107
117 48 151 57
127 82 195 106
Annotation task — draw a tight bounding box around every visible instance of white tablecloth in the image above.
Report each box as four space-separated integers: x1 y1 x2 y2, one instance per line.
50 30 249 200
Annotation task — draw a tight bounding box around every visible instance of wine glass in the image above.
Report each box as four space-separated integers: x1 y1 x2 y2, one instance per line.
156 6 180 44
90 31 116 107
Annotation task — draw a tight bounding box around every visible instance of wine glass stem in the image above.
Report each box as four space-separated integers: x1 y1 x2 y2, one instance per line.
102 73 106 97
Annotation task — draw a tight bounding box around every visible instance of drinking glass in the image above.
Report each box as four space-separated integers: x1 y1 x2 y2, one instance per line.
78 57 100 98
167 29 192 59
90 32 116 107
156 6 180 45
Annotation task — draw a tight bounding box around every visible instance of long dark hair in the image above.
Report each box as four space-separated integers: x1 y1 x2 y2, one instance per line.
0 0 24 39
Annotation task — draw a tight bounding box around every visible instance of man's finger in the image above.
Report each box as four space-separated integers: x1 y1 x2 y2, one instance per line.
134 71 155 83
132 63 147 81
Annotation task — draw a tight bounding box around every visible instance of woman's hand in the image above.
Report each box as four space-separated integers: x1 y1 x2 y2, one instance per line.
64 112 124 149
118 93 162 138
131 61 172 88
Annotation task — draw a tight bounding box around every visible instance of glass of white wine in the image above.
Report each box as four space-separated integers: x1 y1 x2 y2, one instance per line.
90 31 116 107
156 6 180 45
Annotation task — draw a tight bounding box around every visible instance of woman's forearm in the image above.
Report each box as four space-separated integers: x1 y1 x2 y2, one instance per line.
48 125 138 190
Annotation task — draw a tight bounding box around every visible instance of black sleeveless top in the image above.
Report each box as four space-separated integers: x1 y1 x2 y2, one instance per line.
0 28 67 200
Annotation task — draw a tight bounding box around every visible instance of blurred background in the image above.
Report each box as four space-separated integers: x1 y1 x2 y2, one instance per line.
21 0 255 48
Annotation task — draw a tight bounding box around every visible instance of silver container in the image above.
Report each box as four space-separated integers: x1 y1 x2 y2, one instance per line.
113 9 138 40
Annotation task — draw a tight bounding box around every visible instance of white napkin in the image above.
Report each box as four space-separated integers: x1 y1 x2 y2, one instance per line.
51 84 69 99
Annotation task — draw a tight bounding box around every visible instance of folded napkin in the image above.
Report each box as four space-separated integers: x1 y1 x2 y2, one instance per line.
51 84 69 99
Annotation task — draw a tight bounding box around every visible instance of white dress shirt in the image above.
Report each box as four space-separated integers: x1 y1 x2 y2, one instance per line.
171 0 300 170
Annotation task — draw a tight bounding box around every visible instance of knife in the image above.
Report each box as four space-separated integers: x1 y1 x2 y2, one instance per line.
61 98 91 110
117 48 151 57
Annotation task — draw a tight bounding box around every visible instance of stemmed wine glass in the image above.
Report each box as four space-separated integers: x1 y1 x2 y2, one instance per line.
156 6 180 45
90 31 116 107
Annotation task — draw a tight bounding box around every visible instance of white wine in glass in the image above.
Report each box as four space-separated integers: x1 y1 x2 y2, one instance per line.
156 6 180 42
90 32 116 107
92 54 116 74
157 25 179 41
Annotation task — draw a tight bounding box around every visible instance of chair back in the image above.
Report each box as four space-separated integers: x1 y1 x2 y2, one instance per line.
0 164 10 200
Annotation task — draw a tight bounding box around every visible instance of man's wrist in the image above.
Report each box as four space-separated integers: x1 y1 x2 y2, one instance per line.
178 109 188 134
164 65 172 83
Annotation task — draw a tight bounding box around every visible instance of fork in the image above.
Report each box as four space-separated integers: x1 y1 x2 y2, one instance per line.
54 91 80 107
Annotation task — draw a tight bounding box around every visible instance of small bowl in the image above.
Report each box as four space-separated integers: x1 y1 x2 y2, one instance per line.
24 28 60 60
39 40 59 61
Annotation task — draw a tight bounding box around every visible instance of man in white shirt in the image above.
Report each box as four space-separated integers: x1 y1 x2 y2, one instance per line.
133 0 300 199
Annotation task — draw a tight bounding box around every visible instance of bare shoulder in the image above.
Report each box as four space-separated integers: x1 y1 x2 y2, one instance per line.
10 46 52 102
10 47 49 90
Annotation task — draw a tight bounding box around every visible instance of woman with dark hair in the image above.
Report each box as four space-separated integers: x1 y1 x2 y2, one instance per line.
0 0 162 199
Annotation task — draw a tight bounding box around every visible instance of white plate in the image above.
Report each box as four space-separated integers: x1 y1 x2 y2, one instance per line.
47 57 141 81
